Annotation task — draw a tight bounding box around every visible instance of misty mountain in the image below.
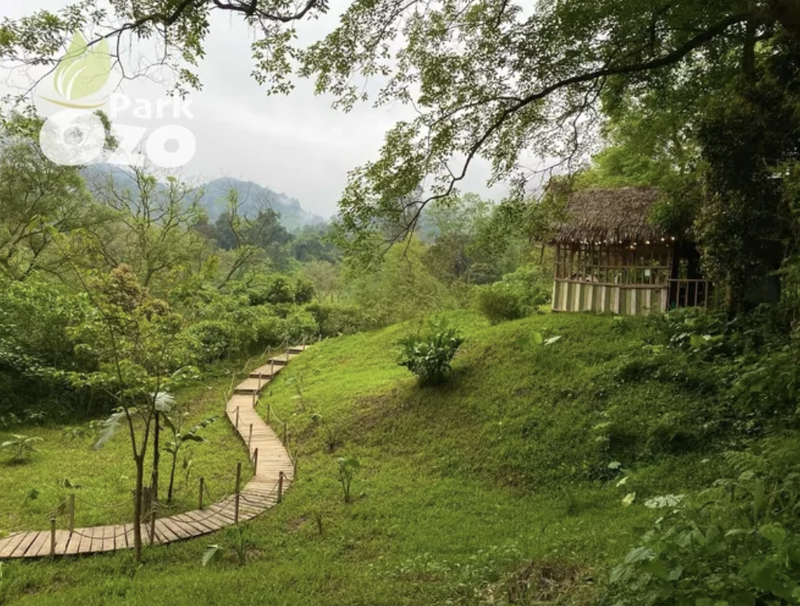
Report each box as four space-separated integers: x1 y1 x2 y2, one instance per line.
81 165 328 231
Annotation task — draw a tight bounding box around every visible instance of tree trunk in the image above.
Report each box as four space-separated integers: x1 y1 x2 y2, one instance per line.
151 412 161 508
133 455 145 561
167 453 178 503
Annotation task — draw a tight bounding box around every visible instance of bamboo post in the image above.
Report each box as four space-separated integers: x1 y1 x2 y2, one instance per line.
149 501 157 544
277 471 284 504
50 517 56 556
283 420 287 446
234 462 242 524
69 494 75 533
235 406 239 429
253 448 259 476
199 477 205 510
248 423 253 448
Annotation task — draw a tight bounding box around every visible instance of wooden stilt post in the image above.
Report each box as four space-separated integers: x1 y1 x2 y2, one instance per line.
69 494 75 533
234 462 242 524
199 477 205 510
253 448 259 476
277 471 284 504
50 517 56 556
149 501 157 544
248 423 253 448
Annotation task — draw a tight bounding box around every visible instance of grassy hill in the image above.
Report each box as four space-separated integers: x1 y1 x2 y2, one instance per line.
1 311 754 605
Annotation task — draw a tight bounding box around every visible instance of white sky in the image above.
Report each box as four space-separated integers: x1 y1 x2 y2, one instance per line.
0 1 503 219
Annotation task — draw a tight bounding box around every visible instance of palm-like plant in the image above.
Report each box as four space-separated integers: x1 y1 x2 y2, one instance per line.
1 434 43 462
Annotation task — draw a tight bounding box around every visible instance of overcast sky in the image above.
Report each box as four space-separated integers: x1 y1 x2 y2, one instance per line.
0 1 503 219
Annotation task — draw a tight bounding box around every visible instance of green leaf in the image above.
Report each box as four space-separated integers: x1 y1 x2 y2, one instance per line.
640 558 668 580
758 523 786 547
544 336 562 346
93 409 126 450
622 492 636 507
202 544 222 566
532 332 544 346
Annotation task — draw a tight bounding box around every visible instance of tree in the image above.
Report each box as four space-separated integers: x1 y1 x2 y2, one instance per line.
67 263 196 561
9 2 800 249
0 114 98 280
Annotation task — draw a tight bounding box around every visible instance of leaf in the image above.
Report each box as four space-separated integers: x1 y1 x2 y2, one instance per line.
202 544 222 566
640 558 668 580
624 546 655 564
608 461 622 470
93 409 126 450
758 523 786 547
532 332 544 346
544 336 562 346
616 476 629 487
622 492 636 507
153 392 175 413
53 32 111 100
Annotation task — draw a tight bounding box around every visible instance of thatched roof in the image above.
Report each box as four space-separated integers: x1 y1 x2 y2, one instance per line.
553 187 667 244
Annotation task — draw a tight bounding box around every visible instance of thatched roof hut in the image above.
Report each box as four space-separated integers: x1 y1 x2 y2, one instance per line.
553 187 667 244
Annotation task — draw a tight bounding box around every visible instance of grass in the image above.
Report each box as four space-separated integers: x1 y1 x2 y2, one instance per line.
0 311 740 605
0 359 255 534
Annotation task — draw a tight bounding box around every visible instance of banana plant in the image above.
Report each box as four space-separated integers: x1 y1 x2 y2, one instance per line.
1 435 43 462
163 413 217 503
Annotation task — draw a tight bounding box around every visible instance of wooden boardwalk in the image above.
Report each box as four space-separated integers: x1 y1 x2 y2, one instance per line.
0 346 308 559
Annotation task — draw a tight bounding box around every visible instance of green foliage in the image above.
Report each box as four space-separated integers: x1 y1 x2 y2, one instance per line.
397 319 464 385
1 434 43 462
336 456 360 504
185 320 235 363
305 302 366 337
609 438 800 605
475 265 551 324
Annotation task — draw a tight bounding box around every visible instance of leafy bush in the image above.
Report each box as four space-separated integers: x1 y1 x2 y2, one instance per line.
281 309 319 343
186 320 235 363
475 264 550 324
608 438 800 605
397 319 465 385
475 282 527 324
305 302 367 337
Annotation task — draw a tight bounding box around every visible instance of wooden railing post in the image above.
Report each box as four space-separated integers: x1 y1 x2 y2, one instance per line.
266 402 271 424
252 390 257 407
149 500 157 545
248 423 253 448
234 461 242 524
282 421 287 446
277 471 284 504
69 494 75 533
199 477 205 510
50 517 56 556
253 448 259 476
293 453 298 480
235 406 239 429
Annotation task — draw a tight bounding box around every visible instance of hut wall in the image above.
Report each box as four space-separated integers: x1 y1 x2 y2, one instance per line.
551 242 672 316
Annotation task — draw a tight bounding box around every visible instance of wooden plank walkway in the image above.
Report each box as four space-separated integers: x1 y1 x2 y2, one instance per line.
0 345 309 559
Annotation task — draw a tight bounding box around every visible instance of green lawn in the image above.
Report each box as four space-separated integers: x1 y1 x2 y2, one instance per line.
0 360 255 534
0 311 731 605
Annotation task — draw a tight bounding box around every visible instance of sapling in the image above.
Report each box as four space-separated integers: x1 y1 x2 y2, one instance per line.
337 456 360 503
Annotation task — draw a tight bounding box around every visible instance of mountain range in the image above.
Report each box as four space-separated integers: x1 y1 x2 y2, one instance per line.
82 164 328 231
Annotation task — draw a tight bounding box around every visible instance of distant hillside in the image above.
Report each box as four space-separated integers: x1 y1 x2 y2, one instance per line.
82 165 327 231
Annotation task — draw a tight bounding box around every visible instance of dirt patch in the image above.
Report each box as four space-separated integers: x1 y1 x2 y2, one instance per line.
486 561 597 604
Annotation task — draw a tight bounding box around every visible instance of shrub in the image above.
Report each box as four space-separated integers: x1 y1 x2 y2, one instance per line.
282 309 319 343
252 309 284 347
305 302 367 337
475 264 550 324
186 320 235 363
475 282 527 324
608 437 800 605
397 319 465 385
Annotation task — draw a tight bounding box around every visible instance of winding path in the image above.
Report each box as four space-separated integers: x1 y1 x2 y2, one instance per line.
0 346 306 559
